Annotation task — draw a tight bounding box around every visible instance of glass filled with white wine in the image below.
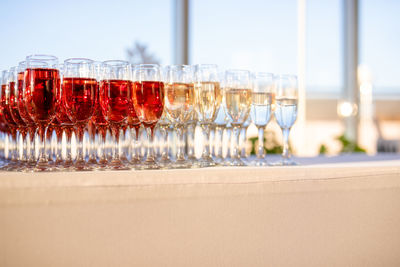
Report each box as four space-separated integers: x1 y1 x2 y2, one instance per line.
250 72 275 166
194 64 220 167
224 69 252 166
164 65 195 168
273 74 298 166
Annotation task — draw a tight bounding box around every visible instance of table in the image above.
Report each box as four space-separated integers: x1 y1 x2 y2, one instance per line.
1 154 400 266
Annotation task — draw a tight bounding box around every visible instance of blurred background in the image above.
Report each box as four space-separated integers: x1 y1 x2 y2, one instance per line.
0 0 399 156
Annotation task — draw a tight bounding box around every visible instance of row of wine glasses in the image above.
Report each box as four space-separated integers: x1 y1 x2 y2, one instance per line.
0 54 298 172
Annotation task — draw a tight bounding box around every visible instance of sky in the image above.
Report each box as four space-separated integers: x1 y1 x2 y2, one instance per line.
0 0 399 94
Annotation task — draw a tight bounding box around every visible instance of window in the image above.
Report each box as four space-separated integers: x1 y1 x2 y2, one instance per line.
359 0 400 95
190 0 297 74
306 0 343 96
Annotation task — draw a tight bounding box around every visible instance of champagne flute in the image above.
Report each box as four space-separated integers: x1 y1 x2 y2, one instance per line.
16 61 37 168
100 60 131 170
24 54 60 172
91 61 108 169
194 64 219 167
250 72 275 166
273 74 298 166
224 69 252 166
63 58 97 171
164 65 195 168
0 69 18 170
132 64 164 170
9 66 30 170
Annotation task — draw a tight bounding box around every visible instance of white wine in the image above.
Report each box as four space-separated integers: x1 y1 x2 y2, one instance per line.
225 88 252 126
164 82 195 124
194 81 219 123
274 97 298 129
251 92 273 127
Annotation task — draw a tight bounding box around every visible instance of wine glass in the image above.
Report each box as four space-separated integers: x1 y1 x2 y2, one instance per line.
164 65 195 168
194 64 220 167
250 72 275 166
91 61 108 169
0 69 18 170
62 58 97 171
24 54 60 172
9 66 31 170
100 60 131 170
16 61 37 169
224 69 252 166
273 74 298 166
132 64 164 170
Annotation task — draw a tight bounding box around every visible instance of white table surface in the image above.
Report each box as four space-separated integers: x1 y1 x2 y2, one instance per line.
1 154 400 267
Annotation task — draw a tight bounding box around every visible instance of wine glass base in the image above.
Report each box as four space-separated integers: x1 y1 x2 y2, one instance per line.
73 160 95 171
271 158 299 166
159 157 173 169
198 156 216 168
249 158 269 167
227 157 246 167
172 159 190 169
106 158 130 171
186 156 200 168
137 159 160 170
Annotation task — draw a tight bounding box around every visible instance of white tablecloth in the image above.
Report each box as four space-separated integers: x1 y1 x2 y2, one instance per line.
1 154 400 266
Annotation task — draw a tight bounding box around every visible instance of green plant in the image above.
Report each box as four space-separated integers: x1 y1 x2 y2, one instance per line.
337 134 366 153
249 130 283 155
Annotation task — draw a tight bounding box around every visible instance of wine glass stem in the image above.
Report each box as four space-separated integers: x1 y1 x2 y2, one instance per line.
201 124 211 158
56 134 62 162
28 128 36 162
146 127 155 161
112 127 120 160
65 128 73 163
257 126 265 159
160 126 168 159
187 123 195 158
75 125 85 162
232 126 240 159
37 126 47 163
282 128 291 159
176 126 185 161
240 127 247 158
215 126 223 158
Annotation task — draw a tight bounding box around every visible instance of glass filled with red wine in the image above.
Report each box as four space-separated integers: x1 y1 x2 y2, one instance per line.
132 64 164 169
91 61 108 169
24 54 60 172
62 58 97 171
8 66 30 170
0 69 18 170
100 60 131 170
16 61 37 169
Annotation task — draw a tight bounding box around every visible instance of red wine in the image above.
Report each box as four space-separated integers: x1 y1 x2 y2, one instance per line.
133 81 164 128
16 72 35 126
8 81 26 127
91 83 107 126
63 77 97 124
0 84 17 127
24 68 60 125
128 82 140 128
100 79 132 124
55 81 73 125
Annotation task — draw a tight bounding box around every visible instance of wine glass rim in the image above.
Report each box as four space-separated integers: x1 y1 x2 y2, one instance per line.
226 69 250 73
275 74 297 79
103 60 130 66
253 72 274 77
26 54 58 61
195 64 218 68
136 64 160 68
64 58 94 64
